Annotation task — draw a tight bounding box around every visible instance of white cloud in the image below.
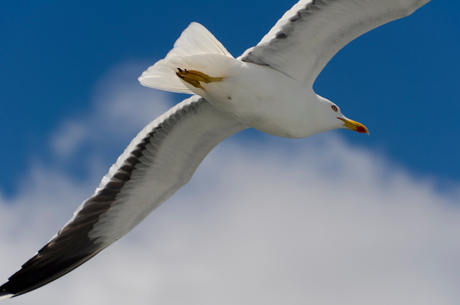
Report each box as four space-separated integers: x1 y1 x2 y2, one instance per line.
49 61 173 162
1 63 460 305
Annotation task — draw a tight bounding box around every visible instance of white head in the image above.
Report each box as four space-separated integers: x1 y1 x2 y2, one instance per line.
313 95 369 135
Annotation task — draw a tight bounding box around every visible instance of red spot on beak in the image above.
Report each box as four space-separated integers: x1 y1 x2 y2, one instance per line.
356 125 367 133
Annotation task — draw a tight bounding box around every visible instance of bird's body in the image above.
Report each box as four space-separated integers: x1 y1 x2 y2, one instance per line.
139 19 363 139
0 0 430 301
187 59 321 138
163 52 337 138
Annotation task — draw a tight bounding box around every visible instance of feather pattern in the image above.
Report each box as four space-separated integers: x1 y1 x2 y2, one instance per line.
239 0 430 85
0 96 246 298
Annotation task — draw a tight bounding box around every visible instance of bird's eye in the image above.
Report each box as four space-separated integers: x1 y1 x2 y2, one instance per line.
331 105 338 112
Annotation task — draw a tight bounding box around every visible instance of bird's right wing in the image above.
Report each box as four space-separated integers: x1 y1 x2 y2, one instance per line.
0 95 247 300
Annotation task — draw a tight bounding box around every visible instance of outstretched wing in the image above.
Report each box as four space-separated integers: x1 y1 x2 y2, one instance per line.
0 96 246 300
239 0 430 85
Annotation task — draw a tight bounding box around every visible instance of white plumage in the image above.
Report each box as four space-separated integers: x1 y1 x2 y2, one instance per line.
0 0 430 301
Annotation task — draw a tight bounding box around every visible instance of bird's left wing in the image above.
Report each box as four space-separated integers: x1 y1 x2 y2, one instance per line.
239 0 430 85
0 95 246 300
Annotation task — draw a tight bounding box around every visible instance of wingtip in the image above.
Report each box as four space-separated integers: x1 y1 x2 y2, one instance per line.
0 290 14 301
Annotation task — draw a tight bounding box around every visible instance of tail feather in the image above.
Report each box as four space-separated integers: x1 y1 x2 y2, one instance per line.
170 22 231 58
139 22 233 93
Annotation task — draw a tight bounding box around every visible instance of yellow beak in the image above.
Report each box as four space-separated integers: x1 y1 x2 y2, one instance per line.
338 117 369 134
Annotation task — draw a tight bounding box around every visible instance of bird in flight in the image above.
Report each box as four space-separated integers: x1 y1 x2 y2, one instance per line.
0 0 430 301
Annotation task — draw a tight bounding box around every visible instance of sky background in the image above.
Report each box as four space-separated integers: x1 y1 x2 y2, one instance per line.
1 0 460 304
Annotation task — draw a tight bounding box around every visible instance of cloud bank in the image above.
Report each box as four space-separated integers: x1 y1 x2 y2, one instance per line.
1 63 460 305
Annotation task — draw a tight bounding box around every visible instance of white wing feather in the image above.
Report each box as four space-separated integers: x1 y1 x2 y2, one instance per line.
239 0 430 85
0 96 246 298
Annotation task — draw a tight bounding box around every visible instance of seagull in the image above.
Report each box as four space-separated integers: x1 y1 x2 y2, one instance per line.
0 0 430 301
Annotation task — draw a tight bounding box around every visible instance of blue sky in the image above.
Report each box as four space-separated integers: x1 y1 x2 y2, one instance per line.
2 1 460 304
1 0 459 197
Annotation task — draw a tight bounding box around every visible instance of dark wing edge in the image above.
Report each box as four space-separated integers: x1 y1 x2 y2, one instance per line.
0 95 247 299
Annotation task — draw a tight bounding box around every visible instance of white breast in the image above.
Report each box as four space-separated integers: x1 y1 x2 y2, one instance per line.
199 60 323 138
